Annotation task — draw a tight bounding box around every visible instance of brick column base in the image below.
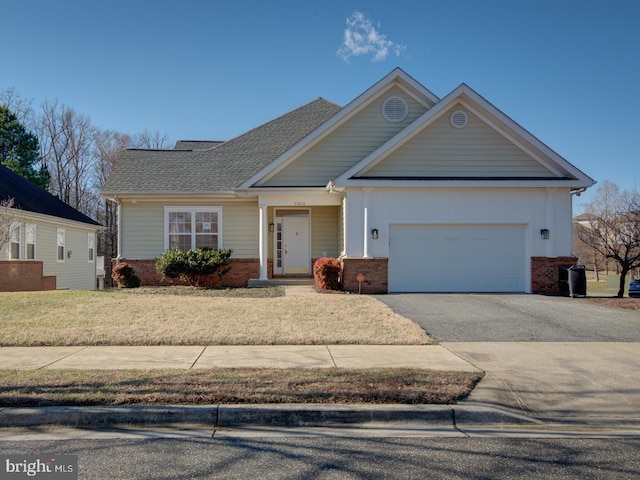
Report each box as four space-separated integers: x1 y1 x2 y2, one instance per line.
341 257 388 294
531 256 577 295
115 258 262 288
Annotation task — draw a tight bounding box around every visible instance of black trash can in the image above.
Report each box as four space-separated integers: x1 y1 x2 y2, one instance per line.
558 266 570 296
568 265 587 298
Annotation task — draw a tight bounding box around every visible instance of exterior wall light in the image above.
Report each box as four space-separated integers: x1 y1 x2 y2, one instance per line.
371 228 379 239
268 222 275 233
540 229 550 240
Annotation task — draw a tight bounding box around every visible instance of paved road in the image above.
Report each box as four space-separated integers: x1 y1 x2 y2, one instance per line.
1 437 639 479
375 294 640 342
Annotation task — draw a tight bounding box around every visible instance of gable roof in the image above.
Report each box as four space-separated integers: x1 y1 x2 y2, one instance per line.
239 67 440 188
333 83 596 189
0 164 101 226
102 98 342 196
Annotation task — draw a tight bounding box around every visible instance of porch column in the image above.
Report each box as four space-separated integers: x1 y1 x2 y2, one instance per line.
115 199 122 264
363 206 371 259
258 203 268 280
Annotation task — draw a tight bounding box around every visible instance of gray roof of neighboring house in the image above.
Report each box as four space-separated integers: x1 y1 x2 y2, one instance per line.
0 164 101 226
173 140 224 150
103 98 342 195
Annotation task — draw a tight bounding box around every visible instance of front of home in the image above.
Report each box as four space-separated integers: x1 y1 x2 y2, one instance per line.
102 68 595 294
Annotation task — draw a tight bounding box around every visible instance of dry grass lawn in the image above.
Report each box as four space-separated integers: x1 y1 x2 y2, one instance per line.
0 368 481 406
0 287 431 346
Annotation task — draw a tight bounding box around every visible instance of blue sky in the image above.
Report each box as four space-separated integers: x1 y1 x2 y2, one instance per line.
2 0 639 212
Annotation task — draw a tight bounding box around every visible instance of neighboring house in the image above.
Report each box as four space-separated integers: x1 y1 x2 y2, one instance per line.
0 164 102 291
102 68 595 294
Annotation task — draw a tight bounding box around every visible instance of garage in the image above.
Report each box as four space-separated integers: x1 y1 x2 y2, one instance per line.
389 224 526 293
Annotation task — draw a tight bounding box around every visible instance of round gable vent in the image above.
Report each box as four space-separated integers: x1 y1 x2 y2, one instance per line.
450 110 468 128
382 96 408 123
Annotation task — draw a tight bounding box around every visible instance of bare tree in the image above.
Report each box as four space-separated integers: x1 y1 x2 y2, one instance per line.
133 128 171 149
576 180 640 297
0 197 18 253
38 100 97 216
93 130 131 285
0 87 35 127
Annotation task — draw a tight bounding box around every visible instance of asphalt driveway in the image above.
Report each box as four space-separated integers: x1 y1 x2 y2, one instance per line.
375 293 640 422
375 294 640 342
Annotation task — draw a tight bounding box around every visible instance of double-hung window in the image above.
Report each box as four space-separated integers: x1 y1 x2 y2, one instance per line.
88 233 95 262
26 224 36 259
57 228 65 262
165 207 222 251
9 224 20 260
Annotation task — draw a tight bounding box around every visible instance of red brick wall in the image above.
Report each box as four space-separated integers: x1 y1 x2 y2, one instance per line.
531 256 577 295
341 257 388 294
116 258 263 288
0 261 56 292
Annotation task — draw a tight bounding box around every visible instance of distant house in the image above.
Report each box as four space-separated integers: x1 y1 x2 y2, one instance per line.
0 164 102 291
102 68 595 294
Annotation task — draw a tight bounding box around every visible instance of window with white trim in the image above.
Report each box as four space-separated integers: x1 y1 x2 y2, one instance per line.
9 223 20 260
88 233 95 262
26 224 36 260
57 228 65 262
165 207 222 251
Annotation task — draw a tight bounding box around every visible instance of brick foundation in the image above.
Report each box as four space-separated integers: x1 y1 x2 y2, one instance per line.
115 258 263 288
341 257 388 294
531 256 577 295
0 261 56 292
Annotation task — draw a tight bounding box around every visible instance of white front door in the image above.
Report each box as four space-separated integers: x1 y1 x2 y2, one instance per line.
274 214 310 275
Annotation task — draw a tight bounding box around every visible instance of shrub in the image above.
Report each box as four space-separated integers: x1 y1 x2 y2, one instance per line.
156 248 233 287
111 262 141 289
313 257 341 290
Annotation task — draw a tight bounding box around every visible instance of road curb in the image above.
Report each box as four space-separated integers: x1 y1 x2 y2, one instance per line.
0 404 541 428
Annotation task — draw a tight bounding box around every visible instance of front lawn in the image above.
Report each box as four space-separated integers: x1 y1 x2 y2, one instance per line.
0 287 431 346
0 368 481 406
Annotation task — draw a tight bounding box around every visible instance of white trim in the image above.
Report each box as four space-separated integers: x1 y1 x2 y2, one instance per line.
163 206 223 251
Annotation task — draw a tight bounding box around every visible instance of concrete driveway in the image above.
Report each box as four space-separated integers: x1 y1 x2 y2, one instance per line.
376 294 640 424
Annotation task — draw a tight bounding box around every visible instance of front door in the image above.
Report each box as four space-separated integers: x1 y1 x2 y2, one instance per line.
274 213 310 275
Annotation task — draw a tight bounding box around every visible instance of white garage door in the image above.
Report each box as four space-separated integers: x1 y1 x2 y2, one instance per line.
389 224 526 293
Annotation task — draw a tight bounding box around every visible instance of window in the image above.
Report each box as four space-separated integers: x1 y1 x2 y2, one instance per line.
88 233 95 262
165 207 222 251
57 228 65 262
9 224 20 260
26 224 36 260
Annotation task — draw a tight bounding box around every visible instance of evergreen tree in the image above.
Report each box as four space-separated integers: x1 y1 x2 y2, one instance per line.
0 105 49 189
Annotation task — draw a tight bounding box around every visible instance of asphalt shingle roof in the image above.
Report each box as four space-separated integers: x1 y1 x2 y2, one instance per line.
103 98 342 195
0 164 101 226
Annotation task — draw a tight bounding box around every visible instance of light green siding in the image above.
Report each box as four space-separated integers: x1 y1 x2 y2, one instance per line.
365 106 556 178
262 86 430 187
120 200 259 259
311 206 339 259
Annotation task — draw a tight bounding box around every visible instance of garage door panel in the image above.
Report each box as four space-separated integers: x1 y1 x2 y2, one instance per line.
389 225 525 292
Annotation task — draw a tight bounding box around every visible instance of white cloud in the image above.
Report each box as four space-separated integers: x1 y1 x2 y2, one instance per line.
337 11 406 63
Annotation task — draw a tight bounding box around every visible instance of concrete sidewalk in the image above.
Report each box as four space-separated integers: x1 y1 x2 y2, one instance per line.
0 345 480 371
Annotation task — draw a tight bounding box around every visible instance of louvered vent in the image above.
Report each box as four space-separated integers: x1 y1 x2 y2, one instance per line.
382 96 408 122
450 110 468 128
